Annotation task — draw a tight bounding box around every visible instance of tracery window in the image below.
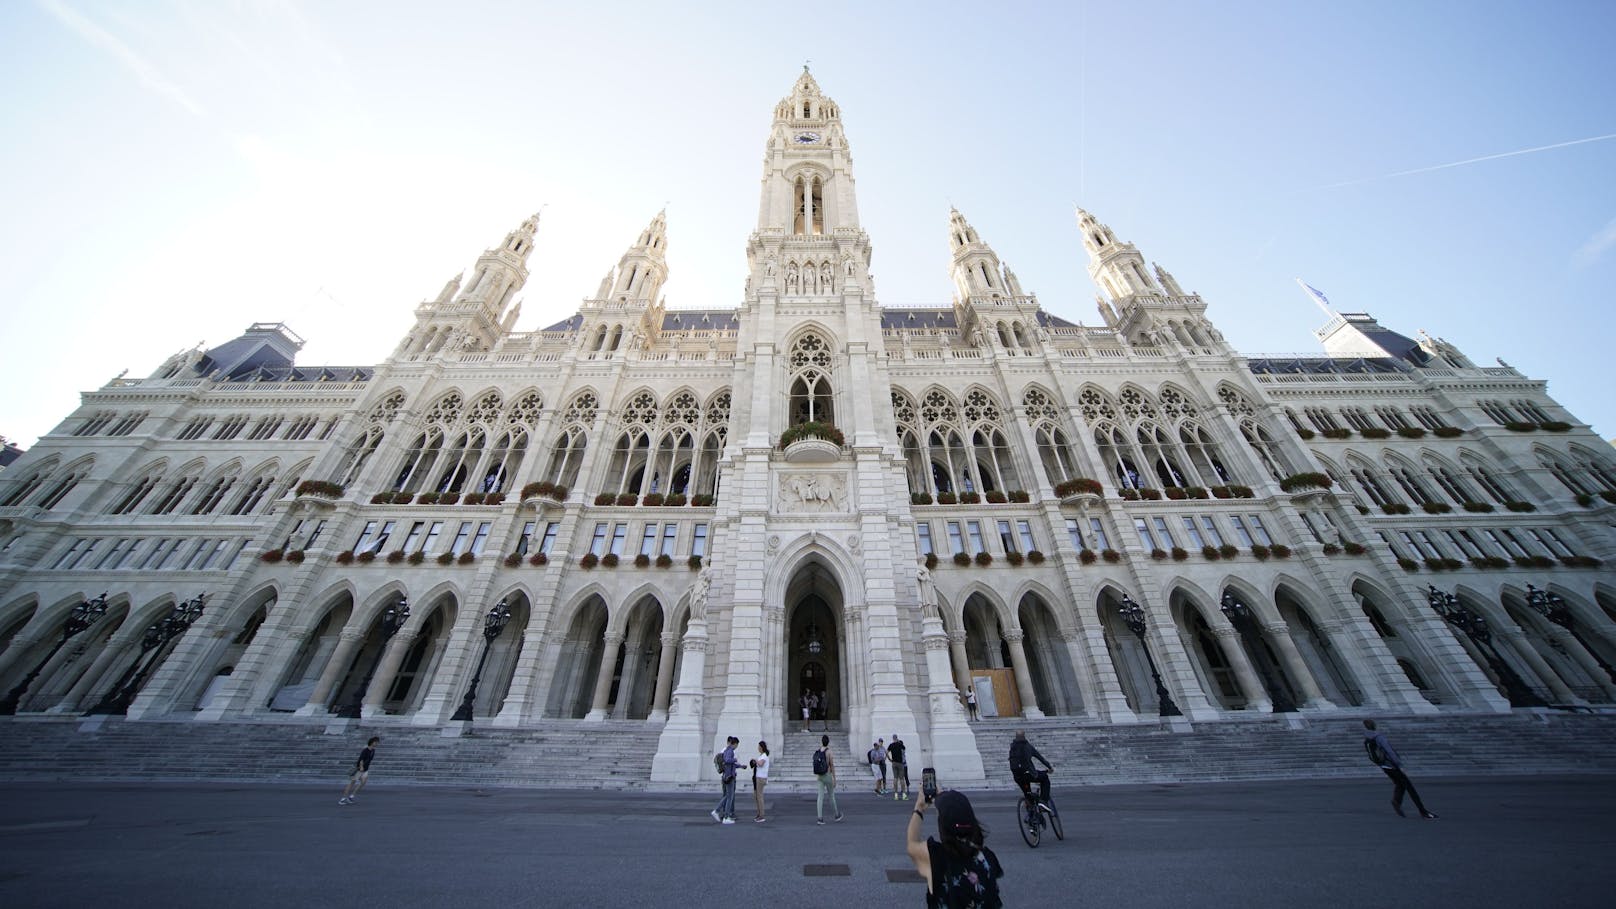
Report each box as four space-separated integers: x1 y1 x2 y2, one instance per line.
787 333 834 426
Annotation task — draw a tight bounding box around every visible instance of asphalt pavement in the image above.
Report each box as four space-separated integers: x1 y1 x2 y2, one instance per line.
1 774 1613 907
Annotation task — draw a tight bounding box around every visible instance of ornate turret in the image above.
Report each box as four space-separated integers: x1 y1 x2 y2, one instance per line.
395 212 539 359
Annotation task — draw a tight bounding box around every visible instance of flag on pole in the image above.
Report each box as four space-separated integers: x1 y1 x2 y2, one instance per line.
1295 278 1336 316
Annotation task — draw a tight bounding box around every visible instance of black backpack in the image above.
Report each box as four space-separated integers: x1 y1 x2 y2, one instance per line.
812 748 829 776
1364 737 1388 766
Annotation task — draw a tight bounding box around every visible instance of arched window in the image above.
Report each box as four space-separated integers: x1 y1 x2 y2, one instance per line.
787 333 834 426
336 391 406 487
544 392 597 488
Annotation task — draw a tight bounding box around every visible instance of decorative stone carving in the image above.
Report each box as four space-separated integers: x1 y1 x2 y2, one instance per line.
778 473 848 512
688 568 711 621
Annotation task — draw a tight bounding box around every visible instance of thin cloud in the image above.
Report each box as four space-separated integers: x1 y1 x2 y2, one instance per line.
37 0 207 117
1575 217 1616 268
1319 133 1616 190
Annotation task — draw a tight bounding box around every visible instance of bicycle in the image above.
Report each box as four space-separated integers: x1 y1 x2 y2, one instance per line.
1015 779 1063 847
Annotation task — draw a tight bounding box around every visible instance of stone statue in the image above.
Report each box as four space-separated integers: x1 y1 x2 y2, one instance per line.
916 565 940 620
689 567 712 622
786 263 799 295
821 262 834 294
765 255 777 277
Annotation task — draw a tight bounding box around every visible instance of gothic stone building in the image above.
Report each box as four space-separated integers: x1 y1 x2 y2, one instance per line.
2 71 1614 784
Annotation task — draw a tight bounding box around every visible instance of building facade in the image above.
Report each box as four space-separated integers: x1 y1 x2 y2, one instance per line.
2 71 1614 783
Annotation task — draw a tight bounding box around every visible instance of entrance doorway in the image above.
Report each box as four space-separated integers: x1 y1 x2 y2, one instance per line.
784 560 842 726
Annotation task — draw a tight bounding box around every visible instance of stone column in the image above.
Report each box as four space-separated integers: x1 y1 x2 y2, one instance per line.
491 630 546 727
946 630 972 698
1212 626 1272 712
651 620 709 782
0 634 42 682
1157 620 1219 720
612 627 647 720
1548 626 1616 700
1002 630 1045 718
922 614 984 783
1500 630 1578 703
203 628 303 721
649 631 678 721
47 638 132 713
1076 627 1137 723
362 631 418 716
583 632 624 721
1262 622 1332 709
297 631 362 716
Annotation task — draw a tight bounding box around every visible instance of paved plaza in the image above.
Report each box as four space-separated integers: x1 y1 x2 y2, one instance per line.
1 775 1613 907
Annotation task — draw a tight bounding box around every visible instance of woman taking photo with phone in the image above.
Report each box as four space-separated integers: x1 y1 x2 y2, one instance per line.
906 788 1004 908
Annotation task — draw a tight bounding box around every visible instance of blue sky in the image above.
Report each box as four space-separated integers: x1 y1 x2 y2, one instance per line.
2 1 1614 446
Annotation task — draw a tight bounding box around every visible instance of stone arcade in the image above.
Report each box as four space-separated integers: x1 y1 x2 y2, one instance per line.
2 71 1614 784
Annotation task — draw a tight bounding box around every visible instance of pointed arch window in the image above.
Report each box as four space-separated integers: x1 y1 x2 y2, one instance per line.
787 334 834 426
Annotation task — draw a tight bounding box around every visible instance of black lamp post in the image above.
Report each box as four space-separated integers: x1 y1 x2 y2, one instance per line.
1219 593 1297 713
1426 586 1544 707
451 598 513 722
1115 593 1182 717
86 594 207 716
0 593 109 715
1525 584 1616 684
336 597 411 719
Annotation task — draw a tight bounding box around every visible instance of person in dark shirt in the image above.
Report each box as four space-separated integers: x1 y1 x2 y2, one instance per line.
887 734 911 801
1363 719 1436 819
906 789 1004 908
339 736 379 806
1008 730 1053 808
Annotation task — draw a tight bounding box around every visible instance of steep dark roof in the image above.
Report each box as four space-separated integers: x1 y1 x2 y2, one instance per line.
1246 356 1404 376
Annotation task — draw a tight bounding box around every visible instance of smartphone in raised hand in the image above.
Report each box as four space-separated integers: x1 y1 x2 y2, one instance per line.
921 767 938 802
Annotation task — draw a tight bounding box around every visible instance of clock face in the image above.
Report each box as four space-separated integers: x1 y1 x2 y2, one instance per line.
794 132 821 144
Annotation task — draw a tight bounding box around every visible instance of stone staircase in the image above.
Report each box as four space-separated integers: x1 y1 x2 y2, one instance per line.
965 712 1616 787
0 717 662 789
3 711 1616 792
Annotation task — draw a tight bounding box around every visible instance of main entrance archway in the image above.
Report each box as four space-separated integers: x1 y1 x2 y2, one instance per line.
783 560 843 727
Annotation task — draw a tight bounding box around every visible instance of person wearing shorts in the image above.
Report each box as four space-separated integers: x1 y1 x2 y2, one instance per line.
339 736 379 805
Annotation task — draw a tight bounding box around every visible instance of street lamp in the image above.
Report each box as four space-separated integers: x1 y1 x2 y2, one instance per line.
1426 586 1544 707
451 598 513 722
801 619 824 656
86 594 207 716
1525 584 1616 685
1115 593 1182 717
336 597 411 719
1219 593 1297 713
0 593 109 715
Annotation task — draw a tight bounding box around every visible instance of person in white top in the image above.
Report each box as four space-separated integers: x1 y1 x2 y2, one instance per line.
749 740 771 823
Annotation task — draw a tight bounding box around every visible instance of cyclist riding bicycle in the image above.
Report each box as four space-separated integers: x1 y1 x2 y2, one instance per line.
1008 730 1053 809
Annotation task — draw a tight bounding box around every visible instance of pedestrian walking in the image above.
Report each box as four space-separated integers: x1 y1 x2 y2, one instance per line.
801 693 812 733
906 789 1004 908
750 740 770 823
711 735 740 824
869 738 888 796
813 734 843 825
808 692 821 731
1363 720 1436 819
338 736 379 805
888 734 910 801
964 687 979 721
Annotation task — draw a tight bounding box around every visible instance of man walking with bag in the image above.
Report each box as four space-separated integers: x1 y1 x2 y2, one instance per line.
710 735 740 824
1363 719 1437 819
813 734 843 825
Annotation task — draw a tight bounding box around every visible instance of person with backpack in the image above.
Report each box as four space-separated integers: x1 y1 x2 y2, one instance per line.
1007 730 1053 809
1363 719 1437 819
870 738 889 796
710 735 740 824
906 789 1004 908
813 734 843 825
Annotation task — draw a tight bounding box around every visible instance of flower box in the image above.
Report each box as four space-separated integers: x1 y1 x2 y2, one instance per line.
691 494 715 507
1251 545 1271 561
595 493 616 506
437 493 461 506
1008 491 1031 503
1462 502 1494 513
1170 547 1188 561
688 555 703 569
408 551 425 565
336 551 354 564
1381 503 1412 515
1343 542 1367 556
1504 501 1536 512
985 491 1007 504
1101 549 1121 563
1359 427 1391 440
1321 428 1352 440
924 553 939 569
457 552 475 565
1539 421 1572 432
1395 427 1427 439
1054 478 1105 497
1164 487 1187 500
1502 421 1537 432
1218 544 1239 559
1432 427 1463 438
1397 557 1418 571
974 552 992 566
953 553 971 566
1270 544 1291 559
643 493 665 507
436 552 454 565
529 553 549 566
1202 545 1221 560
1421 502 1453 514
912 492 934 505
295 480 345 499
1322 543 1342 556
1184 487 1209 499
1229 486 1255 498
1119 489 1141 501
656 554 673 568
580 553 599 569
937 492 958 505
504 553 522 567
1295 428 1316 439
778 421 846 448
417 492 441 505
1278 472 1333 493
1138 488 1163 500
386 551 405 564
357 551 377 563
959 492 982 504
1150 548 1168 561
616 494 637 507
634 553 651 568
1005 551 1024 566
259 549 284 563
601 553 620 567
664 493 687 507
1210 486 1232 499
1079 549 1097 565
287 550 305 564
1026 550 1045 564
